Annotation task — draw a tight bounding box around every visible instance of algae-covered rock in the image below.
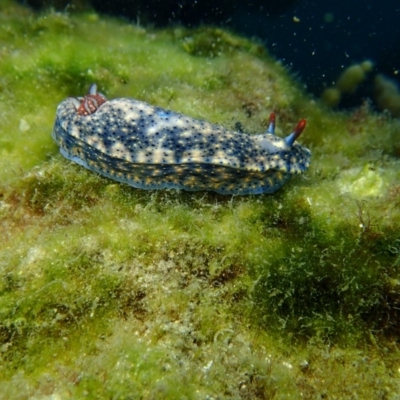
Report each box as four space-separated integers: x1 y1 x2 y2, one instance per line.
1 2 400 399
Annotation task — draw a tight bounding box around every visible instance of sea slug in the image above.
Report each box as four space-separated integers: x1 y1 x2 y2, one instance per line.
52 84 311 195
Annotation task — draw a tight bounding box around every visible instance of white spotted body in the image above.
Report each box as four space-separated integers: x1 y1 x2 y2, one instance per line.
52 84 311 195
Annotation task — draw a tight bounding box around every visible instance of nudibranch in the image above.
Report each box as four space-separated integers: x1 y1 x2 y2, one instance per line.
52 84 311 195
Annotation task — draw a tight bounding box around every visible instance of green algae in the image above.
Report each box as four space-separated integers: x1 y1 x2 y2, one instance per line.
1 2 400 399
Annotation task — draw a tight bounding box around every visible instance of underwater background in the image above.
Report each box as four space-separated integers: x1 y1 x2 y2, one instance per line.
1 0 400 398
24 0 400 112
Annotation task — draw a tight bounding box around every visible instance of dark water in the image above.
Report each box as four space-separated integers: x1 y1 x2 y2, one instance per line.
232 0 400 104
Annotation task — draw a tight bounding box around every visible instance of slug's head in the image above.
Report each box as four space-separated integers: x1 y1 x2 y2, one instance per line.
265 112 307 147
255 112 311 174
70 83 107 116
